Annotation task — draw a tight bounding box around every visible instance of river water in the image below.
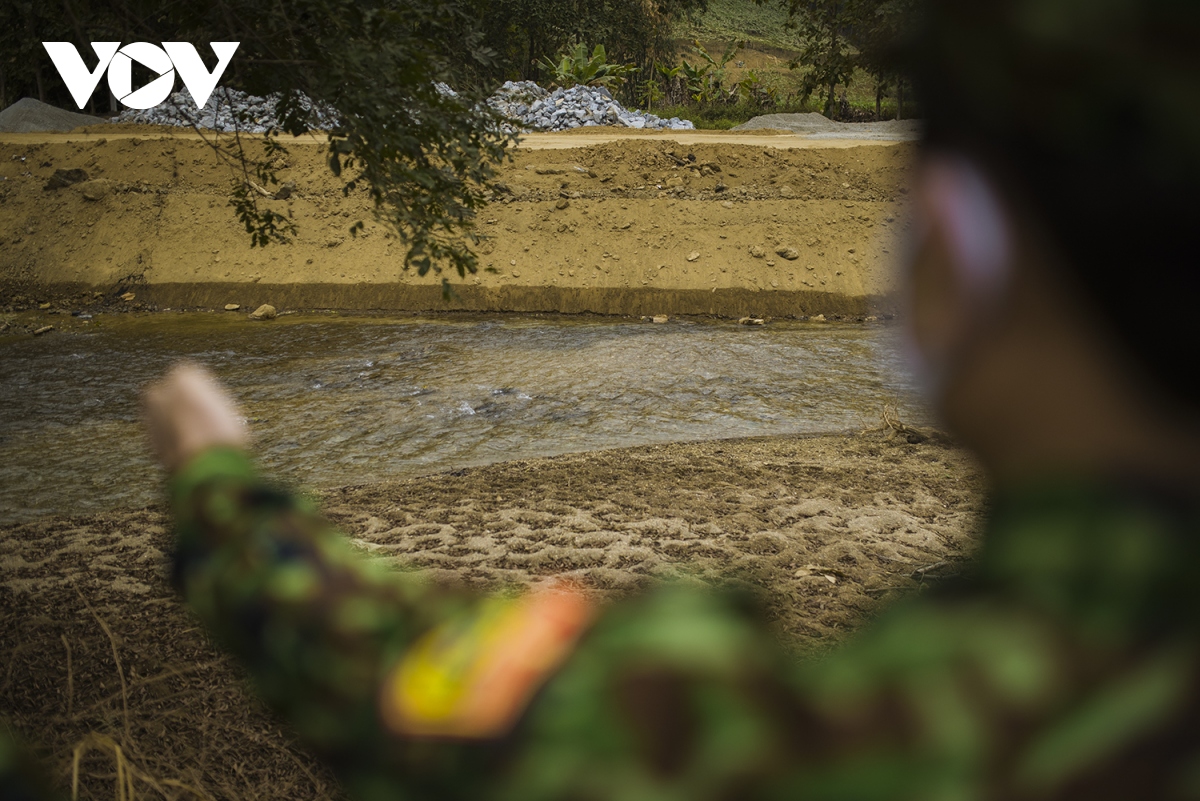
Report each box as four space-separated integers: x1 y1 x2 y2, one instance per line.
0 312 926 523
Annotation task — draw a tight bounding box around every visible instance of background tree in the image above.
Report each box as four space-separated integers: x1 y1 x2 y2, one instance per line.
769 0 916 119
847 0 917 118
787 0 856 117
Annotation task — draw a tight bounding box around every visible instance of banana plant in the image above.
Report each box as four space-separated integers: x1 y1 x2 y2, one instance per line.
538 44 638 90
680 39 743 105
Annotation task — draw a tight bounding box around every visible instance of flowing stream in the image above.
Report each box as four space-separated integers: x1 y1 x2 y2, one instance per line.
0 312 926 523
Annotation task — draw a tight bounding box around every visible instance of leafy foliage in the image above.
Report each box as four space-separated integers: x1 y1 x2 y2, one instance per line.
538 44 638 89
473 0 707 86
6 0 517 280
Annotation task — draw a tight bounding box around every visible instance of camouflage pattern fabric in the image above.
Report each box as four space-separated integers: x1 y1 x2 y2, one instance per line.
0 728 61 801
164 447 1200 800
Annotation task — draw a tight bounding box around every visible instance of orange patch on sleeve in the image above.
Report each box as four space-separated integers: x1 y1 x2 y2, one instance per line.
379 582 594 739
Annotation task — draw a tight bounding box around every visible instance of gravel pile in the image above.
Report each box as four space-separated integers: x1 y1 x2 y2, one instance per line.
733 112 920 141
110 81 693 133
0 98 104 133
110 88 337 133
486 80 693 132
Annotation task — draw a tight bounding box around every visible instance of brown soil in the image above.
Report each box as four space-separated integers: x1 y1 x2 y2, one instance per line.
0 127 912 318
1 430 984 800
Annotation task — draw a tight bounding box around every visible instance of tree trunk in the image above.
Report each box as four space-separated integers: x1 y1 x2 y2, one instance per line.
0 65 6 110
897 79 905 120
527 27 537 82
35 66 45 103
875 81 882 120
824 23 838 119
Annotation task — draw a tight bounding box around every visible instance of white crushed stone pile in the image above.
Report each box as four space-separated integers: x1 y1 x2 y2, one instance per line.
0 98 104 133
108 81 693 133
110 87 337 133
486 81 693 132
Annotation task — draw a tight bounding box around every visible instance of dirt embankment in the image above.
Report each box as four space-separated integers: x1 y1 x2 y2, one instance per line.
1 430 982 799
0 129 913 318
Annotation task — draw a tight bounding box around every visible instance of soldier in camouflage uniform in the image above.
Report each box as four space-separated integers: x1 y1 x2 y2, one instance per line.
142 0 1200 794
9 0 1200 798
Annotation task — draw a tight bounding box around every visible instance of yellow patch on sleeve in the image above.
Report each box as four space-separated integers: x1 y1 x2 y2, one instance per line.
380 582 594 738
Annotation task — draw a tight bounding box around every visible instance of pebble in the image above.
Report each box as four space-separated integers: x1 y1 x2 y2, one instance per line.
652 315 669 324
78 179 112 201
224 303 241 311
738 317 766 326
686 251 700 262
748 245 765 259
33 325 54 336
776 246 800 260
249 304 277 320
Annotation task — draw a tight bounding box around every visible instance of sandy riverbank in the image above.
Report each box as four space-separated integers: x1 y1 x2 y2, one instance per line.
0 128 911 318
1 429 982 799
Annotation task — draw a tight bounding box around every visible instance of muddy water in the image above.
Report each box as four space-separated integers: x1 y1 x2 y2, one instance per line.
0 313 925 522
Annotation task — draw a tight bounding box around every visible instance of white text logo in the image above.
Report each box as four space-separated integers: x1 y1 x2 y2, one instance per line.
41 42 240 110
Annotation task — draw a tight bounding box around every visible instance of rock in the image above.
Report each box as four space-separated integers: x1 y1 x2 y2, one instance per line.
224 303 241 311
748 245 765 259
249 304 277 320
33 325 54 336
666 176 684 187
811 314 826 322
738 317 766 326
686 251 700 262
776 246 800 260
78 179 112 201
779 185 795 197
652 315 669 324
43 168 88 190
720 200 733 208
38 302 50 310
555 199 570 210
120 291 136 301
274 181 295 200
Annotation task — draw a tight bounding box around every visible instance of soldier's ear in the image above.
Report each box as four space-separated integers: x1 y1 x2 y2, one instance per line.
905 154 1016 394
918 155 1012 300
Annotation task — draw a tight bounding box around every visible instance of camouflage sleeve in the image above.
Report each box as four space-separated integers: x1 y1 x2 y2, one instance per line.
0 726 62 801
169 448 499 789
